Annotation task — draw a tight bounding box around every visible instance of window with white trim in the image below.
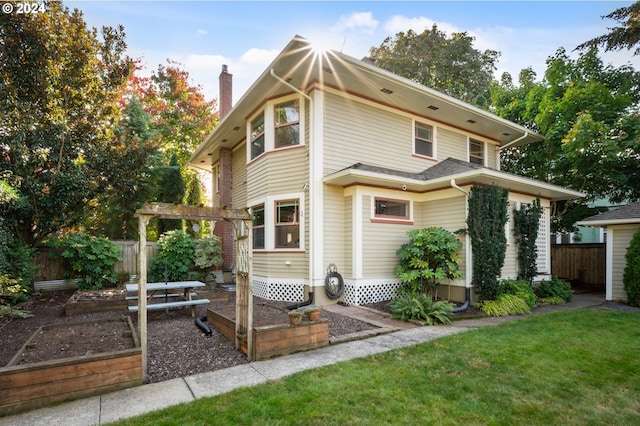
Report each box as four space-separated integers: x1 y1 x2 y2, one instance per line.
415 122 434 157
374 197 409 220
250 113 265 160
274 100 300 148
469 139 484 165
275 199 299 248
252 204 265 249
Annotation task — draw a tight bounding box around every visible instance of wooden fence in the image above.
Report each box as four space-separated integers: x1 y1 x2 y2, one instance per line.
551 243 606 286
33 241 158 283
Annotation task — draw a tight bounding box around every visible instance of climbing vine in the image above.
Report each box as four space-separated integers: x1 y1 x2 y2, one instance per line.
623 227 640 307
513 197 543 283
466 185 509 301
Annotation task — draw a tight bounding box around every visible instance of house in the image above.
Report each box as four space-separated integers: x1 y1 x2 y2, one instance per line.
189 35 582 306
578 202 640 302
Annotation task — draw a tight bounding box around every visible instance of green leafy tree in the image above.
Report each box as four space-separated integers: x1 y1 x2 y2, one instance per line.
155 153 186 235
369 25 499 107
150 230 195 282
0 0 133 246
394 227 462 299
623 227 640 307
576 1 640 56
467 185 509 301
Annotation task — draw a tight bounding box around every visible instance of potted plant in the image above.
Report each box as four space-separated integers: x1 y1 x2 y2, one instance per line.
288 310 304 325
303 306 321 321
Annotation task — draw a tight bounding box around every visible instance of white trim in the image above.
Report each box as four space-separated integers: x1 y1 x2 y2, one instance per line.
311 89 324 286
606 228 614 301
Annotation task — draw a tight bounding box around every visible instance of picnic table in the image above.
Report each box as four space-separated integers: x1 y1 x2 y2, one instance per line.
126 281 209 317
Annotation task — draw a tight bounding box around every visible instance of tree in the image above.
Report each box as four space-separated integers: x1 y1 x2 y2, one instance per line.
623 227 640 307
493 48 640 232
155 153 186 235
576 1 640 56
369 25 499 107
0 0 133 246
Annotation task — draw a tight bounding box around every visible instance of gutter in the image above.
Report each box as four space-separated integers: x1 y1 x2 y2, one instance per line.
450 179 471 313
497 131 529 151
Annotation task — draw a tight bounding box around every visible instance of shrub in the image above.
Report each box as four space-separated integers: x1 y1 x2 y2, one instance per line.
194 236 223 271
534 276 573 303
390 293 454 325
499 279 537 309
512 197 543 283
56 233 122 290
623 228 640 307
481 294 531 317
150 230 195 282
394 227 461 298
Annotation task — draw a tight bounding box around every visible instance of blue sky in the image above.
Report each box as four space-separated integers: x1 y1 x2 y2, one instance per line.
70 1 639 104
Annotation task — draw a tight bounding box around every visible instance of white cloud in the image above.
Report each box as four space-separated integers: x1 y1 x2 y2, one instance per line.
196 28 208 36
331 12 378 34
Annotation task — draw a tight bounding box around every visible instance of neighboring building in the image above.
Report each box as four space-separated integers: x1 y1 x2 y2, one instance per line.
189 35 582 306
578 202 640 302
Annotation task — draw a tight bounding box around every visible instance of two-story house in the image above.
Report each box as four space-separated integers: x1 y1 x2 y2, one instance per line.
189 35 582 306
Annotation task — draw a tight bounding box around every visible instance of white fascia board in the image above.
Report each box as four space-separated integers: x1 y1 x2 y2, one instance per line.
577 218 640 227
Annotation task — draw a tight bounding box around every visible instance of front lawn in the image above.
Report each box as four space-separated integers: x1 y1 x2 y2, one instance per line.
109 309 640 425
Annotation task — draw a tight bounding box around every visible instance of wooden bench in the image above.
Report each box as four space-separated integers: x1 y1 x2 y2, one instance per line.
127 298 210 312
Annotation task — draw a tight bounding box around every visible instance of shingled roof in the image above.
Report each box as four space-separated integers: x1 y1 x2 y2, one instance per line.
580 201 640 226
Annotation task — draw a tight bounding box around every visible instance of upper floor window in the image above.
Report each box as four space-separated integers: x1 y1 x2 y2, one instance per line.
252 204 265 249
374 198 409 220
469 139 484 165
274 100 300 148
250 114 265 159
415 122 434 157
275 199 299 248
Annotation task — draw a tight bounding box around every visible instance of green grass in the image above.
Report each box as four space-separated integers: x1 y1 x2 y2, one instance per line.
109 309 640 425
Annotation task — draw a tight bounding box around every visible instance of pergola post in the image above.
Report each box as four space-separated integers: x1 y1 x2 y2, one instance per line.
137 214 151 382
233 218 254 360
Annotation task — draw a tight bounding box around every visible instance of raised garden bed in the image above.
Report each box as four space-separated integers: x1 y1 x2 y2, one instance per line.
64 289 128 316
0 316 142 416
208 306 329 361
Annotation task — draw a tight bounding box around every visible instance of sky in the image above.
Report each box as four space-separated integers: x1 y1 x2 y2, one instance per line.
70 1 640 104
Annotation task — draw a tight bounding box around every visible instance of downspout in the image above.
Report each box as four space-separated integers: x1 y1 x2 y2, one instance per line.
496 132 528 172
270 69 316 301
450 179 471 313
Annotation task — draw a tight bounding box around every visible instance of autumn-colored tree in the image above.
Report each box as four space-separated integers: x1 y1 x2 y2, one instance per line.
0 1 134 246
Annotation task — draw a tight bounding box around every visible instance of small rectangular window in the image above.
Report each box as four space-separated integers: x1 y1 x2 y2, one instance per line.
415 122 433 157
470 139 484 165
250 114 265 159
374 198 409 219
252 204 265 249
275 100 300 148
275 200 299 248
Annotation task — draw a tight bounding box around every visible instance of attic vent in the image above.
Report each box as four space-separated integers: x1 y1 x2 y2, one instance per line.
380 88 394 94
322 66 333 74
502 132 511 136
207 153 212 156
427 105 439 110
285 77 293 83
221 139 228 143
466 119 476 124
233 126 241 131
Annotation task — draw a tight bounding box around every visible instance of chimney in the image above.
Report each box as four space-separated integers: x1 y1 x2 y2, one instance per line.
219 64 232 119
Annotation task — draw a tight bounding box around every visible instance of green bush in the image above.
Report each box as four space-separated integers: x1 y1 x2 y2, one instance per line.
56 233 122 290
534 276 573 303
623 228 640 307
390 293 454 325
150 230 195 282
194 236 223 271
499 279 537 309
481 294 531 317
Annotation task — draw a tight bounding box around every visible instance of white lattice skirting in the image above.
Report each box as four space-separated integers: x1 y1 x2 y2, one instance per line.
343 278 403 306
252 276 306 302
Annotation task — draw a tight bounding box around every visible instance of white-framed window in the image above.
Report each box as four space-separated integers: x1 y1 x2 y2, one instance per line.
414 122 434 158
249 193 304 251
373 197 410 221
275 199 299 248
247 95 304 162
250 113 265 160
469 139 485 165
274 100 300 149
252 204 265 249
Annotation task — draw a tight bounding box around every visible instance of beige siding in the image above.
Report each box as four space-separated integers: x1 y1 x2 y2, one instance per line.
612 225 639 301
437 128 467 162
247 147 309 201
486 144 498 169
323 185 346 274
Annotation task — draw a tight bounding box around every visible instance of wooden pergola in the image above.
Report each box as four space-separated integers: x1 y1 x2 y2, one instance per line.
135 202 254 381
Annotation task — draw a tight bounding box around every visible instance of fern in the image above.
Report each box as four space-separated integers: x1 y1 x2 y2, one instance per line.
390 293 454 324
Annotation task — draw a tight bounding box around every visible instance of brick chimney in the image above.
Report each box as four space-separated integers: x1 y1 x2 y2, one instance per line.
215 65 234 276
219 64 232 119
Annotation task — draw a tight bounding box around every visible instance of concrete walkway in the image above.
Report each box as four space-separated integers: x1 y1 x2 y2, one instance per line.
0 292 613 425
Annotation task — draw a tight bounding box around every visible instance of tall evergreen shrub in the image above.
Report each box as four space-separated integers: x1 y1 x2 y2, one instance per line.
513 197 543 283
467 185 509 301
623 228 640 307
